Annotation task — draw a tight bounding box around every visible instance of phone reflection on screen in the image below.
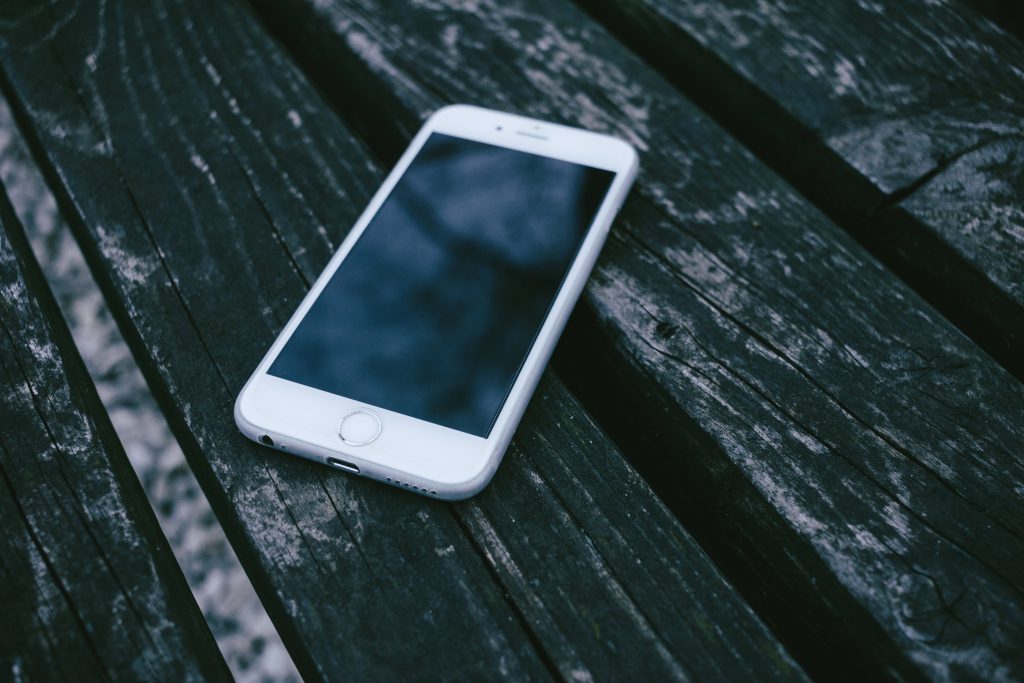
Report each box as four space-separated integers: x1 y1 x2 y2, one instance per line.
269 133 614 437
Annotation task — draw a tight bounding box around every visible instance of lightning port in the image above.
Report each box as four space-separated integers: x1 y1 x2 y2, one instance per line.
326 457 360 474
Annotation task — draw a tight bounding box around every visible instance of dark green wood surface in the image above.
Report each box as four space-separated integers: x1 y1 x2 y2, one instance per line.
0 183 229 681
578 0 1024 381
244 0 1024 681
963 0 1024 40
0 1 806 680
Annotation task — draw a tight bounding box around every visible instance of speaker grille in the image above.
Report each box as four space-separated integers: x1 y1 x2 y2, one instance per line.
385 476 438 496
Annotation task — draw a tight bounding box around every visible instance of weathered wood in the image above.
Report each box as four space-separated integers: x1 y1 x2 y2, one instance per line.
576 0 1024 381
962 0 1024 41
243 0 1024 680
0 183 228 680
0 1 806 680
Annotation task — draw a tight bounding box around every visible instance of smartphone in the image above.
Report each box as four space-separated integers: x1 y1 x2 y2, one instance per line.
235 104 638 499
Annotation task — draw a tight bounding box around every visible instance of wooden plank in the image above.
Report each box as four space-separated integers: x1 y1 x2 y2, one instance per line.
576 0 1024 381
962 0 1024 40
241 0 1024 681
0 183 229 680
0 1 806 680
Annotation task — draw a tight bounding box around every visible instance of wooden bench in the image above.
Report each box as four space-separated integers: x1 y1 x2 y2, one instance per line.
0 1 804 680
245 0 1024 679
0 184 228 680
580 0 1024 381
0 0 1021 680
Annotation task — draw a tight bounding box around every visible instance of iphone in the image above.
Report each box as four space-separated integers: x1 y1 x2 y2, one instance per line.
235 104 638 499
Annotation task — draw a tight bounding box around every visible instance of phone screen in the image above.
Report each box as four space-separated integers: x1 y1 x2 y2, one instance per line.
269 133 615 437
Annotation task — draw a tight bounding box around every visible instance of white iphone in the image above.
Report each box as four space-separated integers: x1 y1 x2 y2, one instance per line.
235 104 638 499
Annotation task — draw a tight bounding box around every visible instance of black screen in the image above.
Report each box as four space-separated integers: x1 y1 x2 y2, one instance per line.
269 133 614 437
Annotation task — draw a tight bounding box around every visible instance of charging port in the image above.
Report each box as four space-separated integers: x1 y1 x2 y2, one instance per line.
326 457 360 474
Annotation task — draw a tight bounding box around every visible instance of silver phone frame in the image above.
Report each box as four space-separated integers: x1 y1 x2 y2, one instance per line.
235 104 639 499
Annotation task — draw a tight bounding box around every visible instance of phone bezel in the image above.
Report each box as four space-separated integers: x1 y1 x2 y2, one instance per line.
235 104 639 498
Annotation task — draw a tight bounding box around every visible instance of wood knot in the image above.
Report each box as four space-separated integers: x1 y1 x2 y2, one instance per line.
889 570 986 650
654 321 679 340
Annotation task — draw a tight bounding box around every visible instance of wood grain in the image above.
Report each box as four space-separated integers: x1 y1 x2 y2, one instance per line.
962 0 1024 40
0 1 805 680
577 0 1024 380
0 182 229 681
243 0 1024 680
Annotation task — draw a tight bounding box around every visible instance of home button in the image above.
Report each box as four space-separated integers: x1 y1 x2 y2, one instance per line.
338 409 382 446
